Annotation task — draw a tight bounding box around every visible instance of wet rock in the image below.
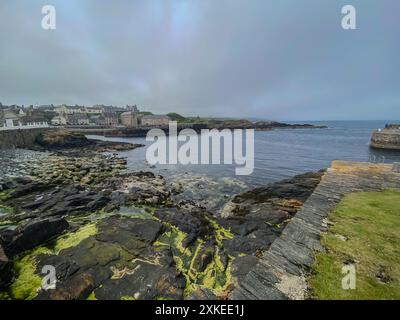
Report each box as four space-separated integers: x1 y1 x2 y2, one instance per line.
222 172 324 218
37 255 80 282
97 216 165 244
231 255 259 284
219 172 323 256
15 187 110 219
0 244 13 289
1 177 33 191
154 207 214 246
94 263 185 300
9 181 55 199
192 246 215 273
185 288 217 300
37 272 94 300
0 217 69 257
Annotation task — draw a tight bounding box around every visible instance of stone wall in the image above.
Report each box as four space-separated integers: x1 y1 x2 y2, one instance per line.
0 128 56 149
371 130 400 150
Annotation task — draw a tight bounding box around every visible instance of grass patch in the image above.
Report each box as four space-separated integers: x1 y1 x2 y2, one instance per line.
309 190 400 300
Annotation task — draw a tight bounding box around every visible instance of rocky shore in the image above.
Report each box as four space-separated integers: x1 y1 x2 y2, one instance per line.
0 132 324 300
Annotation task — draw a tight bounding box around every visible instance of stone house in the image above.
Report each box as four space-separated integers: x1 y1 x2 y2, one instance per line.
120 111 139 127
103 112 119 126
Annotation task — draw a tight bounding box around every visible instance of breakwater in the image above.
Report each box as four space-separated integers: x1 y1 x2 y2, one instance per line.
371 129 400 150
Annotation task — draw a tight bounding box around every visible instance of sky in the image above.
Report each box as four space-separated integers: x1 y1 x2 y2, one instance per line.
0 0 399 121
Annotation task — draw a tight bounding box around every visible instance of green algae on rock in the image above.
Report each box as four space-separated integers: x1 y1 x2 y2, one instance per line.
53 223 98 254
9 246 52 300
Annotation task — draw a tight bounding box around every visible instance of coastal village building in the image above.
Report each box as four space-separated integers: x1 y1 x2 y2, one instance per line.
103 112 119 126
120 111 139 127
19 115 49 127
89 115 106 126
55 105 86 115
86 106 103 114
0 108 49 128
51 115 67 126
1 109 21 128
66 114 90 126
141 115 170 126
88 114 118 126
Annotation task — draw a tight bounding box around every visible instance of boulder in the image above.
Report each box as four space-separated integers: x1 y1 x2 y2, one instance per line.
0 217 69 257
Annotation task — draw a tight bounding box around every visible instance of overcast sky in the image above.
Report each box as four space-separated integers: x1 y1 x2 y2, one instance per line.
0 0 399 120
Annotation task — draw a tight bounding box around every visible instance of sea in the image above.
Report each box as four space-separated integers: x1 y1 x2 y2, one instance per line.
88 120 400 188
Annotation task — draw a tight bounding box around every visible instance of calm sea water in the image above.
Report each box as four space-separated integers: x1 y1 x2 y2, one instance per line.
88 121 400 188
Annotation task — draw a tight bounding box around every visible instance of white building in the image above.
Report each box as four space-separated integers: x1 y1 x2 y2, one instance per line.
51 115 67 126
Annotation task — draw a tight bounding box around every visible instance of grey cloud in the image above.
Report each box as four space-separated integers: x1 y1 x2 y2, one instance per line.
0 0 399 120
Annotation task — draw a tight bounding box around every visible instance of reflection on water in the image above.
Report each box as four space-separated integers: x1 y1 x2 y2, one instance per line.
88 120 400 188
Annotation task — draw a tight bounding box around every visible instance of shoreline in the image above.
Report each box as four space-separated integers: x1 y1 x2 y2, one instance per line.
0 135 324 300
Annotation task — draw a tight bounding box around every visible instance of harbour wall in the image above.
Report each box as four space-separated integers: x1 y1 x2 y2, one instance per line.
0 128 55 149
371 130 400 150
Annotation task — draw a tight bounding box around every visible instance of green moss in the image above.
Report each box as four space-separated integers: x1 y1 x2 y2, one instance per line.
9 224 98 300
87 292 97 300
207 217 234 247
0 292 10 300
121 295 136 300
53 223 97 254
310 190 400 300
0 220 13 226
155 296 173 300
9 246 52 300
0 204 14 215
0 190 12 202
153 216 235 298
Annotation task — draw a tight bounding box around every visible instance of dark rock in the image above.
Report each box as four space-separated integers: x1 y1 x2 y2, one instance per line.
94 264 185 300
0 244 13 289
154 208 214 246
192 246 214 273
36 255 80 282
231 255 259 284
0 217 69 257
35 129 93 150
96 216 165 245
37 272 94 300
9 181 54 198
185 288 217 300
229 172 324 206
219 172 323 257
1 177 33 191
